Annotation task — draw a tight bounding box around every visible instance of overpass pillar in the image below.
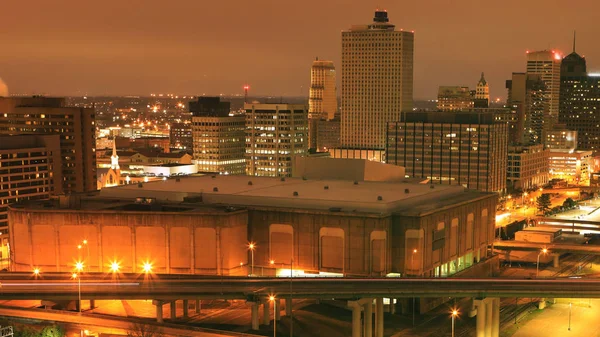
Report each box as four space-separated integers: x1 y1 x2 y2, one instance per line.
364 299 373 337
347 300 363 337
285 297 292 316
195 299 201 314
484 299 493 337
274 299 281 320
491 298 500 337
183 300 189 318
375 298 384 337
553 254 560 268
262 299 270 326
170 301 177 320
389 299 396 314
155 301 164 323
247 301 259 331
474 299 486 337
89 300 95 309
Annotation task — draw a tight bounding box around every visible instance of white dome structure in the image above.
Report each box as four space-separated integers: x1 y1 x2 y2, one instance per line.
0 78 8 97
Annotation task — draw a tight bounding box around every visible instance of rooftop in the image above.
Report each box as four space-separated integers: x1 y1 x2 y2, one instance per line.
99 175 495 215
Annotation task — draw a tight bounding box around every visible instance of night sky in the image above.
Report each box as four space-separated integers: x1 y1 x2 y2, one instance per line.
1 0 598 99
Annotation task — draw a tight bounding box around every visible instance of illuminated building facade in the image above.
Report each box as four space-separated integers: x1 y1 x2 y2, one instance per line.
437 86 473 111
0 97 97 193
526 50 562 136
386 112 508 193
169 123 193 151
339 10 413 160
308 59 337 150
245 103 308 177
549 149 592 184
544 126 577 150
0 134 62 240
559 47 600 153
505 73 546 145
475 72 490 108
190 97 245 175
507 144 549 191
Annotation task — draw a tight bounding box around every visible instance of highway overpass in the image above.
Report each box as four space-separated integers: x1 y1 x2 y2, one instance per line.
493 240 600 255
0 275 599 300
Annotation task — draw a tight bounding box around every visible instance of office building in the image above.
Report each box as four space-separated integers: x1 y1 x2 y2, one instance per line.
245 103 308 177
0 134 62 240
505 73 546 145
309 59 337 150
386 111 508 192
339 10 414 160
0 97 96 193
474 72 490 108
559 44 600 153
316 117 341 152
169 123 193 151
437 86 473 111
190 97 245 175
526 50 562 135
507 144 549 191
549 149 592 184
544 125 577 150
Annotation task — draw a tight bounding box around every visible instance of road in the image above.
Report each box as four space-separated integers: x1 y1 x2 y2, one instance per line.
1 277 600 300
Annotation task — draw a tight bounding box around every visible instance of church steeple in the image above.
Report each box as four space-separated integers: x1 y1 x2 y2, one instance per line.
110 138 120 170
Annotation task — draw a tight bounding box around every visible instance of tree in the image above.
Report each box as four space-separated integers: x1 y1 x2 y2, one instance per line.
40 325 65 337
537 194 552 213
127 323 163 337
563 197 577 209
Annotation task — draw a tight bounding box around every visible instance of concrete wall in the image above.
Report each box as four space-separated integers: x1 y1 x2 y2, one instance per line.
293 156 405 182
9 208 248 274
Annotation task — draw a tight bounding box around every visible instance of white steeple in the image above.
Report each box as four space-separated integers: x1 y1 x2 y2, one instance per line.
110 138 120 170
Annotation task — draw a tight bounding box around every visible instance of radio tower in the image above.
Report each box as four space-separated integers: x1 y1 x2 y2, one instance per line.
243 85 250 103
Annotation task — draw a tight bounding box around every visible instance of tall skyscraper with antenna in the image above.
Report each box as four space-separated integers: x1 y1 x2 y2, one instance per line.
526 50 562 137
335 10 414 162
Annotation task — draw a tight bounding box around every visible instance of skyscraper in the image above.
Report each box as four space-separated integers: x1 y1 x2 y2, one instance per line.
339 10 414 160
559 38 600 153
474 73 490 108
0 97 96 193
309 59 337 150
506 73 546 145
526 50 562 135
190 97 246 175
245 103 308 177
437 86 473 111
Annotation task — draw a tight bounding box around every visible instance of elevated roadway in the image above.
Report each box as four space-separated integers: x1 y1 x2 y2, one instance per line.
493 240 600 255
0 275 599 300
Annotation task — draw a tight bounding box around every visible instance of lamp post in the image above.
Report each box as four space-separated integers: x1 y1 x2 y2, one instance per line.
451 309 458 337
269 259 294 337
411 249 418 275
522 192 528 206
568 302 572 331
74 261 84 313
82 239 90 271
536 248 548 278
248 242 256 276
269 295 277 337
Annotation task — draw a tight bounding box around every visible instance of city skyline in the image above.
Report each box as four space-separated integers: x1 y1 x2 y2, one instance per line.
2 0 599 99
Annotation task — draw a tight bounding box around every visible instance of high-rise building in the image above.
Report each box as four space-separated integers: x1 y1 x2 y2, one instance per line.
339 10 414 159
526 50 562 135
0 97 96 193
559 41 600 153
507 144 549 191
386 111 508 192
506 73 546 145
308 58 337 150
245 103 308 177
437 86 473 111
316 117 341 152
190 97 245 175
474 72 490 108
544 125 578 150
0 134 62 238
169 123 193 151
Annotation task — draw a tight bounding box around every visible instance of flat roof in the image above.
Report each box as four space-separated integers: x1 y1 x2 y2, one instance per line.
99 175 495 215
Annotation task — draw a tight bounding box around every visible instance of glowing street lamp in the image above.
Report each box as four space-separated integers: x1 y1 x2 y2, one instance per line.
451 309 459 337
142 261 153 274
72 272 81 313
75 261 84 272
248 242 256 275
411 249 418 274
110 261 120 273
33 268 40 276
536 248 548 278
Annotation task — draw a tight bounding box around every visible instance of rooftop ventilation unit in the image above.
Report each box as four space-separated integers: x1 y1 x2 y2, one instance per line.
213 187 219 192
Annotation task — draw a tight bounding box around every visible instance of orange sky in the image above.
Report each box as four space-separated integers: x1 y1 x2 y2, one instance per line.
1 0 598 99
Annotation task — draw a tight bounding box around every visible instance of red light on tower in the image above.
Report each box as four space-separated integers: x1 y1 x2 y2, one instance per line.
243 85 250 103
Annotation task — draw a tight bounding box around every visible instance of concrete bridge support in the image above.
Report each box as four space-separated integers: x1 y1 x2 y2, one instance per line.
154 300 164 323
170 301 177 320
262 299 270 326
195 299 201 314
474 298 500 337
274 298 281 320
247 301 260 330
285 297 292 316
348 298 386 337
553 254 560 268
183 299 189 318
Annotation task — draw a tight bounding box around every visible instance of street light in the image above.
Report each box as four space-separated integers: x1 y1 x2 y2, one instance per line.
269 259 294 337
568 302 572 331
536 248 548 278
109 261 120 273
248 242 256 276
33 268 40 277
411 249 418 274
142 261 153 274
269 295 277 337
82 239 90 271
451 309 459 337
72 272 81 313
